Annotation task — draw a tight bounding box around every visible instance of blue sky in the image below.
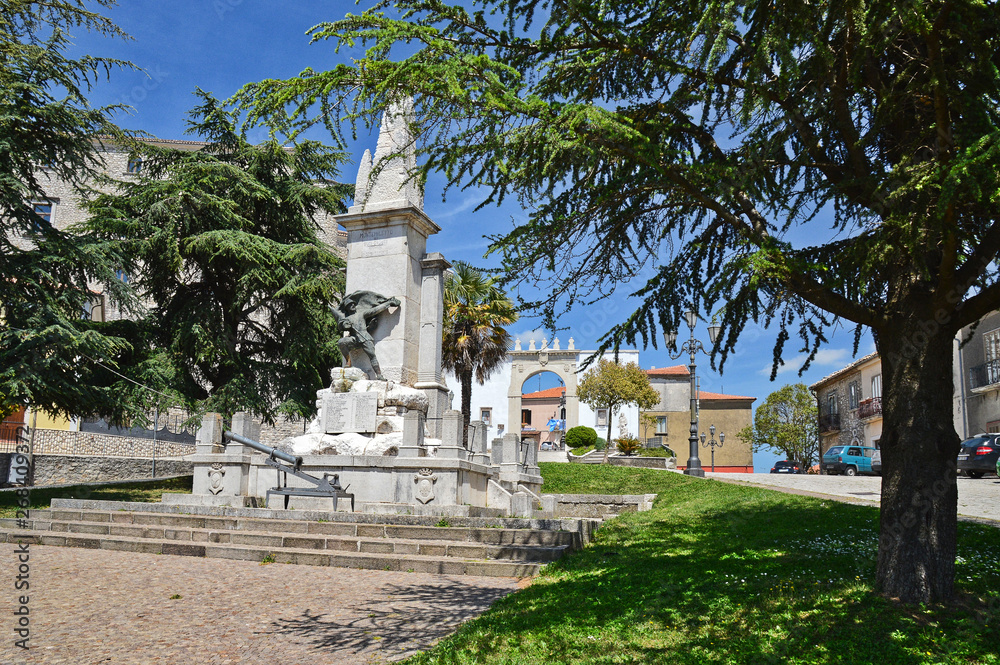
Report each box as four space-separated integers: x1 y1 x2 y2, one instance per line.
68 1 876 471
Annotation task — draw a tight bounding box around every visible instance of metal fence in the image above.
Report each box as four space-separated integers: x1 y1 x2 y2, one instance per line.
79 413 197 444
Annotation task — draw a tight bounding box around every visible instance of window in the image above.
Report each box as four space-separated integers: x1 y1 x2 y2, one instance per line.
127 157 143 174
115 269 129 283
31 201 52 232
848 383 860 410
871 374 882 399
82 295 104 322
827 393 838 415
521 409 531 426
988 421 1000 434
656 416 668 435
480 408 492 426
596 408 608 428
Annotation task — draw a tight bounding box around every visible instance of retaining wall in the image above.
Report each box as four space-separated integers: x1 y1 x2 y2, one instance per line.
1 453 193 487
0 429 194 458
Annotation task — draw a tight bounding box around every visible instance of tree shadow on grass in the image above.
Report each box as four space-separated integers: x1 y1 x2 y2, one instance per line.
397 481 997 664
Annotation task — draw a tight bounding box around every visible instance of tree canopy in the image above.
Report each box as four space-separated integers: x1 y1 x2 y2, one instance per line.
234 0 1000 602
0 0 146 423
85 92 350 422
442 261 518 440
738 383 819 466
577 358 659 463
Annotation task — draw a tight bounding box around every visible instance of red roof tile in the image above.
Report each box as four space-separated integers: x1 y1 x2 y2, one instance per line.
521 386 566 400
699 390 756 402
645 365 690 377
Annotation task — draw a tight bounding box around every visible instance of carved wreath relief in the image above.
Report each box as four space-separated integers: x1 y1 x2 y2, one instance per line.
208 463 225 495
413 468 438 504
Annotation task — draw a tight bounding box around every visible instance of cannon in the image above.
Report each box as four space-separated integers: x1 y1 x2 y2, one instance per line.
223 431 355 511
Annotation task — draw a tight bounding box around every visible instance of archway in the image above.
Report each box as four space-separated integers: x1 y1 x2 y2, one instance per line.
507 337 580 449
520 371 566 450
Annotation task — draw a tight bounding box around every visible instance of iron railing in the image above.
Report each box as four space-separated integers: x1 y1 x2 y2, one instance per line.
970 360 1000 390
858 397 882 420
79 414 196 444
819 413 841 433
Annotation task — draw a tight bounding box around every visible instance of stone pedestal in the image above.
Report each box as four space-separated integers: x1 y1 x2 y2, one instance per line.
190 412 254 503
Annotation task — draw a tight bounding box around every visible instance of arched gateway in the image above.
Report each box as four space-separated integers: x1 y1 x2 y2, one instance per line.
508 338 580 440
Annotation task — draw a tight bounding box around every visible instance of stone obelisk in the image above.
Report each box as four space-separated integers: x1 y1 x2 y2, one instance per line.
336 98 451 438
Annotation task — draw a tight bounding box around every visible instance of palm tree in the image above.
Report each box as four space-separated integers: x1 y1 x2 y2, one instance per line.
442 262 518 442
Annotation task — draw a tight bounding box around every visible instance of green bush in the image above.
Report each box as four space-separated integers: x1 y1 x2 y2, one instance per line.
595 437 606 451
616 436 643 456
565 425 598 449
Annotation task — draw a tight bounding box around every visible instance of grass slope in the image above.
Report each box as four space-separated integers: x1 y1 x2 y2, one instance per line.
406 465 999 664
0 476 193 518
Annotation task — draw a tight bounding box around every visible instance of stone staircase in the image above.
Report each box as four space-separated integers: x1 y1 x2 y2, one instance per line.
0 499 598 578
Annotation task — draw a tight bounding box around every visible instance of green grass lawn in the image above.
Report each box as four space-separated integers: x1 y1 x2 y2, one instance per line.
0 476 193 518
404 464 1000 664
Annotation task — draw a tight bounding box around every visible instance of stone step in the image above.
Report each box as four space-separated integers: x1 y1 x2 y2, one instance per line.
48 498 597 537
5 517 568 563
0 528 542 577
22 509 578 548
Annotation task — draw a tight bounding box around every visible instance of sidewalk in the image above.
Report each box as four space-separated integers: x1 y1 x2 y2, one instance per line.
1 546 521 664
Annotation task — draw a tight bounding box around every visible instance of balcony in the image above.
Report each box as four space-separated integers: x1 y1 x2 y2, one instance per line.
970 360 1000 390
819 413 841 433
858 397 882 420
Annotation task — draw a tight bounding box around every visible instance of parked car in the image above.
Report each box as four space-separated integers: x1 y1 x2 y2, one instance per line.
957 434 1000 479
821 445 878 476
770 460 804 474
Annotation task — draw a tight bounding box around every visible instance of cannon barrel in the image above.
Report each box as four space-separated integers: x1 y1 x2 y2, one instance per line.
223 431 302 469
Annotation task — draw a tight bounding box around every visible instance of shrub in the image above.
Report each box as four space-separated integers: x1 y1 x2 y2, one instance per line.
616 436 643 456
565 425 598 449
595 437 606 451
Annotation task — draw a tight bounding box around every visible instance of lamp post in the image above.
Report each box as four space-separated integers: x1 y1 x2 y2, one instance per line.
666 310 721 478
700 424 725 473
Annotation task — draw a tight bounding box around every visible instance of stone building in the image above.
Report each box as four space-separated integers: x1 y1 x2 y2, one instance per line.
519 386 566 449
812 311 1000 465
955 310 1000 438
640 366 755 472
809 353 884 462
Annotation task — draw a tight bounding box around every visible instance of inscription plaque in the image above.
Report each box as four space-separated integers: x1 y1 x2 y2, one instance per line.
322 392 379 434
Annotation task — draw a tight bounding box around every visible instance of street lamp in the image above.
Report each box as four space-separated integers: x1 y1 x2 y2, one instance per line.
700 424 725 473
666 309 721 478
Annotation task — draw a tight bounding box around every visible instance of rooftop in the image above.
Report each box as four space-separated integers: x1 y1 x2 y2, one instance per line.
808 352 881 390
645 365 690 377
521 386 566 400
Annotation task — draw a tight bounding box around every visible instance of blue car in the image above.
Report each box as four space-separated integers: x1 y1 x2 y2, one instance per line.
822 445 878 476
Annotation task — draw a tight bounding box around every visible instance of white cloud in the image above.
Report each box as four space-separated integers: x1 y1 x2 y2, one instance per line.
758 348 850 376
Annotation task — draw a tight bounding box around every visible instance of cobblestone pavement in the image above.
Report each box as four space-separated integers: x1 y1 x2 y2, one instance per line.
0 546 521 665
707 472 1000 524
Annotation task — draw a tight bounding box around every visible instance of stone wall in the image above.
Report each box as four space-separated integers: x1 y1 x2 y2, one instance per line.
0 429 194 458
543 493 657 519
257 415 310 448
1 453 193 487
608 456 674 469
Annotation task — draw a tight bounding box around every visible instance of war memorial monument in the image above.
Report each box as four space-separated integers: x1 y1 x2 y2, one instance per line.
174 100 544 516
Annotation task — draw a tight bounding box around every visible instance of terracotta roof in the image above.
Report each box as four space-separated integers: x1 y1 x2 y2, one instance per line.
700 390 756 402
808 352 881 391
646 365 690 377
522 386 566 400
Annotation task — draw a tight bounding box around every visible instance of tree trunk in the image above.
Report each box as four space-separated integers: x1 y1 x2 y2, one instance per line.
603 408 614 464
876 321 960 603
460 369 473 447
